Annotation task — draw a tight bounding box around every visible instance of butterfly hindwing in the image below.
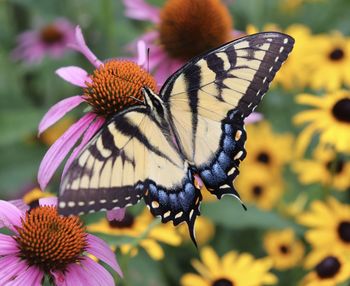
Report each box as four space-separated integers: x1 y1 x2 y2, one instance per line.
161 32 294 199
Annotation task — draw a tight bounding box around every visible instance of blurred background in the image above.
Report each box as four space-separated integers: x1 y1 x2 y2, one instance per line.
1 0 350 285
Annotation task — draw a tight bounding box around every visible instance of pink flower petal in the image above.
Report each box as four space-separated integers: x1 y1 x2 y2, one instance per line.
39 197 57 206
38 95 85 135
86 234 123 277
123 0 160 24
137 41 147 67
0 200 23 230
62 116 105 177
0 256 24 285
244 112 263 124
79 257 116 286
52 267 87 286
38 112 97 190
8 199 29 213
6 264 43 286
106 208 126 222
70 26 102 68
0 234 18 255
56 66 91 88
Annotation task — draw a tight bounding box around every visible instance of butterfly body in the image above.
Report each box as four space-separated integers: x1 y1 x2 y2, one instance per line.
58 32 294 244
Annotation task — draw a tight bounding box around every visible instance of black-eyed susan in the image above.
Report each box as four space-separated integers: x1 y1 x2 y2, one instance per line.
301 248 350 286
293 145 350 191
303 33 350 91
180 246 277 286
236 164 284 211
244 121 293 173
263 228 305 270
87 208 182 260
298 198 350 253
177 216 215 246
294 90 350 156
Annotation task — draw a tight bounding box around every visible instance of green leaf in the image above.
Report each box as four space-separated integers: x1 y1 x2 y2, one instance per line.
202 197 303 234
0 109 44 146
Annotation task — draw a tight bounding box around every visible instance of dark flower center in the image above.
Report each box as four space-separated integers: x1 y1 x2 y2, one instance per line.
159 0 233 61
279 244 290 254
326 159 345 175
257 152 270 164
84 60 157 117
109 212 135 228
252 185 263 197
16 206 86 272
315 256 341 279
329 48 345 61
332 98 350 123
212 278 234 286
337 221 350 242
40 25 64 45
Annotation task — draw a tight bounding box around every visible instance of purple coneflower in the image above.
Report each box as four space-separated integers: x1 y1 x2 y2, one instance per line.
123 0 245 85
0 198 122 285
37 26 156 192
12 18 75 64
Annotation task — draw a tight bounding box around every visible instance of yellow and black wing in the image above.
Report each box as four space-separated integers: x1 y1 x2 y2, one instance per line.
161 32 294 198
59 106 202 241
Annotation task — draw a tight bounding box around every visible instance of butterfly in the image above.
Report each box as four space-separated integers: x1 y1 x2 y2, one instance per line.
58 32 294 245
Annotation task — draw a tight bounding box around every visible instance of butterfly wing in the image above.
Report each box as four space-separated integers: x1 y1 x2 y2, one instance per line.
161 32 294 198
58 106 201 241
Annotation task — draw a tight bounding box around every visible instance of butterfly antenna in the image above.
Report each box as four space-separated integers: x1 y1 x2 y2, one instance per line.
147 47 150 73
128 95 144 104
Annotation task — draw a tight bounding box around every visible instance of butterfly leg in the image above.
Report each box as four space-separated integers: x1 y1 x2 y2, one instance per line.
143 165 202 246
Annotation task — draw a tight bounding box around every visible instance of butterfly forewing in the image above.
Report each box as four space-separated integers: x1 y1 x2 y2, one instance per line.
161 32 294 198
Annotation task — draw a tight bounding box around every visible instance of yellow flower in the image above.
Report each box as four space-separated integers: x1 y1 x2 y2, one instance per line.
294 90 350 156
303 33 350 91
87 208 182 260
177 216 215 246
244 121 293 173
180 246 277 286
301 248 350 286
39 116 75 146
298 198 350 253
23 187 55 205
236 164 284 210
293 146 350 191
263 228 305 270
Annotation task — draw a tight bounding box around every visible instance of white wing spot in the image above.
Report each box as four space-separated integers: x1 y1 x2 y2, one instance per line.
175 211 183 219
89 209 96 213
228 167 236 176
112 199 119 203
283 38 289 44
88 201 95 205
163 211 171 218
152 201 160 208
235 130 242 141
234 151 244 160
78 201 85 206
100 199 107 204
125 196 131 201
68 201 75 208
269 66 273 72
59 202 66 208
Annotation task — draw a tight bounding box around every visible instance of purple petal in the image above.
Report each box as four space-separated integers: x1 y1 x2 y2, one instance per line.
0 200 23 230
123 0 160 23
70 26 102 68
137 41 147 67
106 208 126 222
39 197 57 207
244 112 263 124
38 112 97 190
8 199 29 213
56 66 91 88
86 234 123 277
0 256 23 284
6 264 43 286
38 95 85 135
0 234 18 255
62 116 105 176
79 257 116 286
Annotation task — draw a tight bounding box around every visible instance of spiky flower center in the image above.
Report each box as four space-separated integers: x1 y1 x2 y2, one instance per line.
315 256 341 279
212 278 234 286
337 221 350 242
84 60 157 117
40 25 64 45
332 98 350 123
329 48 345 61
16 206 87 272
159 0 233 61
